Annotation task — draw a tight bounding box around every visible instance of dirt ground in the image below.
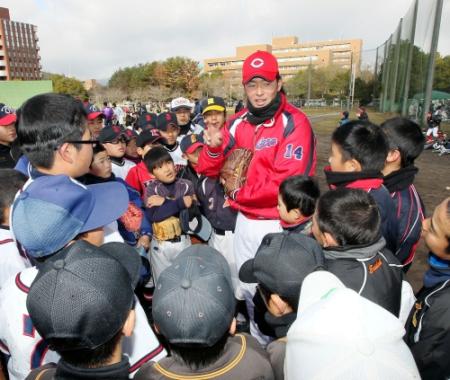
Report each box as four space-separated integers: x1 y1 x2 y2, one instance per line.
308 110 450 291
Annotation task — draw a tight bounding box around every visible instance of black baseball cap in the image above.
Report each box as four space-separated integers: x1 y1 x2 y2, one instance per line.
156 112 178 132
26 240 141 351
123 128 138 140
153 245 235 347
239 232 324 309
201 97 226 115
180 133 204 154
137 112 157 130
136 128 165 148
98 125 126 143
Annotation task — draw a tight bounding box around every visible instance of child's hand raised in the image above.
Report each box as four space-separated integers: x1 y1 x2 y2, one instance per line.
147 195 165 207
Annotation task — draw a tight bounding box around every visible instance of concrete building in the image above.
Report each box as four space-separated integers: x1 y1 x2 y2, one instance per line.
204 36 362 83
0 7 41 81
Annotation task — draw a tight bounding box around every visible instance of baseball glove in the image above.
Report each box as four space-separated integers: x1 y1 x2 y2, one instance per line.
119 202 143 232
220 148 253 196
152 216 182 241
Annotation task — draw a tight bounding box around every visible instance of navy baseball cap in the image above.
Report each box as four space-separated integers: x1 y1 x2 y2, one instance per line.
27 240 140 351
239 232 324 309
136 128 164 148
0 103 16 126
83 103 104 120
11 175 128 257
180 133 204 154
99 125 126 143
156 112 178 132
153 245 235 347
123 128 138 140
137 112 158 130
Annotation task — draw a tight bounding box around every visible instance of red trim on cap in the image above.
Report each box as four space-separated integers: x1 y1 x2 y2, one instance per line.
185 142 204 154
0 113 17 126
87 112 103 120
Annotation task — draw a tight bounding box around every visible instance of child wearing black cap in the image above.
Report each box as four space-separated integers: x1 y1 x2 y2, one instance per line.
83 102 105 140
155 112 186 173
178 133 204 190
144 146 195 281
135 245 275 380
123 128 141 165
99 125 136 180
25 240 140 379
126 129 165 199
239 232 324 379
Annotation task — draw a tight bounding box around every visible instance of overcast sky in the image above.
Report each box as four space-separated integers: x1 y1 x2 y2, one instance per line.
2 0 449 80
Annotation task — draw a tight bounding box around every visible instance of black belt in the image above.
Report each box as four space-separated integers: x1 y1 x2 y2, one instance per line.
213 228 234 236
166 235 185 243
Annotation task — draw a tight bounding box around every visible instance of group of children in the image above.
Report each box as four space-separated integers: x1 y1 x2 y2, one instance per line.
0 91 449 380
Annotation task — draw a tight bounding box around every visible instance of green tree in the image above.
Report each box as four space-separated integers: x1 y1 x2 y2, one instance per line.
433 54 450 93
50 74 87 98
161 56 200 95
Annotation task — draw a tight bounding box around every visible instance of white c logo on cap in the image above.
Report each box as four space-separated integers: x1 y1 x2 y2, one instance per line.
250 58 264 68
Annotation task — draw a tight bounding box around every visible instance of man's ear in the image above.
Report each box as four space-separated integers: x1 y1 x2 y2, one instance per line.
57 143 76 164
323 232 339 248
122 309 136 337
182 153 187 160
276 79 283 92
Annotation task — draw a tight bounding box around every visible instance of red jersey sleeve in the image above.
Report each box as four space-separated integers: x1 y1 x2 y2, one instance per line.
234 113 316 208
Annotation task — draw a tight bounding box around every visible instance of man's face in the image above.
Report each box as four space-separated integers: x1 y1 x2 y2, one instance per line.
422 198 450 260
103 137 126 158
0 123 17 145
87 117 103 139
174 108 191 126
160 125 180 146
204 110 225 130
72 128 94 177
152 161 176 184
90 151 112 179
244 77 281 109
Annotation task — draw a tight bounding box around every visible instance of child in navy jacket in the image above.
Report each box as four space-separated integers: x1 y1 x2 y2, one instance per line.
381 117 425 270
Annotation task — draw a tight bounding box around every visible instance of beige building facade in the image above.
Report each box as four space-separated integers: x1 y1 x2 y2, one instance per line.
204 36 362 83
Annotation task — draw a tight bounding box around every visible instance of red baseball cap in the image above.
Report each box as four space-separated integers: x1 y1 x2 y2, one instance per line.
0 103 17 126
242 51 279 84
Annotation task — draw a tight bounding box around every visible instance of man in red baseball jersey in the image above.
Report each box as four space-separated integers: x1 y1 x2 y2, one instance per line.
198 50 316 343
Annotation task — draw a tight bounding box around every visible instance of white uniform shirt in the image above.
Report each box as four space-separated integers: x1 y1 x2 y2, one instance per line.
0 227 30 289
0 267 166 379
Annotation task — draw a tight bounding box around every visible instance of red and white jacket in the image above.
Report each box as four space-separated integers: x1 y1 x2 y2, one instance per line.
196 94 316 219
